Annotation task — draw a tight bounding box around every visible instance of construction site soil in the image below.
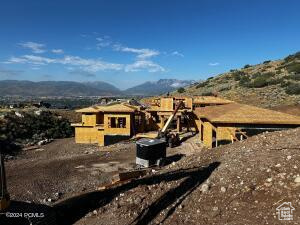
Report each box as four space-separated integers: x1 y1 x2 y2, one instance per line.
3 128 300 225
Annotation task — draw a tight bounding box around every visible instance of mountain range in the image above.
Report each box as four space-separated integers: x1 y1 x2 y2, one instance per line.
0 79 194 96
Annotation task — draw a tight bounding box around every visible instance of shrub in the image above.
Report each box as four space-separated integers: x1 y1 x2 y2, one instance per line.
201 91 215 96
280 80 291 88
285 83 300 95
286 62 300 73
232 71 245 81
267 78 284 85
0 111 73 154
247 72 275 88
263 60 271 64
196 81 209 89
244 64 251 69
239 75 251 87
252 72 262 79
250 77 269 88
207 77 214 80
284 52 300 62
177 87 185 93
286 74 300 81
217 84 231 91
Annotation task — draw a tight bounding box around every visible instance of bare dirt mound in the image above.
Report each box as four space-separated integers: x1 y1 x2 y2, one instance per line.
74 128 300 225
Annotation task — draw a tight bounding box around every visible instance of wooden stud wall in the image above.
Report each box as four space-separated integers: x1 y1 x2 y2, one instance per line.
82 114 97 126
104 113 131 135
161 98 174 111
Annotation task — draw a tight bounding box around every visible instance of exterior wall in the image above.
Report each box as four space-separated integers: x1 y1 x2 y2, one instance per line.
185 97 193 109
82 114 97 126
97 129 104 146
161 98 174 111
104 113 131 136
203 121 214 148
194 119 202 139
75 127 99 144
217 127 235 143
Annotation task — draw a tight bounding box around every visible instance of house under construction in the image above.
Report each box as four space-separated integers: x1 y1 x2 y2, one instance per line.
72 96 300 148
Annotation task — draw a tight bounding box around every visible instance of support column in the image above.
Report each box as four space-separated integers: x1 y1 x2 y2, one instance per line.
177 116 182 132
160 115 165 129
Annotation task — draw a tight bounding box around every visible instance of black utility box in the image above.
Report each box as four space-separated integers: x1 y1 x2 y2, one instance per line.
136 138 166 167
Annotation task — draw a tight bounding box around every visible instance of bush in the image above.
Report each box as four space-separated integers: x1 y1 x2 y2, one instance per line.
244 64 251 69
263 60 271 64
285 83 300 95
232 71 245 81
284 52 300 62
267 78 284 85
286 74 300 81
201 90 215 96
246 72 276 88
177 87 185 93
286 62 300 73
196 81 209 89
250 77 269 88
217 84 231 91
239 75 251 87
0 111 73 154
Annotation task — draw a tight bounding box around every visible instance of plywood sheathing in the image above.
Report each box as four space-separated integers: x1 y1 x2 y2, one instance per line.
193 96 233 105
76 103 138 113
195 103 300 125
104 113 131 136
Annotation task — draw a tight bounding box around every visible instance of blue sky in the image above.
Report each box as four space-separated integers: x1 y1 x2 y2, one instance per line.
0 0 300 89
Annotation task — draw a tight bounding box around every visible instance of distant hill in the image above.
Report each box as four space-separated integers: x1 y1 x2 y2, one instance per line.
0 80 121 96
178 52 300 108
124 79 195 96
83 81 122 94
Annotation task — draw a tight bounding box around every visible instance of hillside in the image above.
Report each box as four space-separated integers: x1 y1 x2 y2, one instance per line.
124 79 195 96
179 52 300 108
74 128 300 225
0 80 121 96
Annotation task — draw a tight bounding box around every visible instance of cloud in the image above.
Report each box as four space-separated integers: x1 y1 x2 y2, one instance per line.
31 67 41 70
0 68 23 77
69 70 96 77
51 49 64 54
209 62 220 66
5 55 123 72
7 37 166 73
113 44 159 59
96 37 111 49
171 51 184 57
125 60 165 72
18 41 46 53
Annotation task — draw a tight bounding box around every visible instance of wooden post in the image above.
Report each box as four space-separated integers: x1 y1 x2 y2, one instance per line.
177 116 182 132
160 115 165 128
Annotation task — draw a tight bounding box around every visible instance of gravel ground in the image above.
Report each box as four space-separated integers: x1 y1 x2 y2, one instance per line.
2 128 300 225
74 128 300 225
5 138 137 204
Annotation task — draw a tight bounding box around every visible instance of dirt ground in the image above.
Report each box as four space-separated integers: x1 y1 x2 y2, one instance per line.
2 129 300 225
6 138 137 203
3 134 198 224
73 128 300 225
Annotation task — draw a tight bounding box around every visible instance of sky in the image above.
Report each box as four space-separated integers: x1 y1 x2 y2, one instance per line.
0 0 300 90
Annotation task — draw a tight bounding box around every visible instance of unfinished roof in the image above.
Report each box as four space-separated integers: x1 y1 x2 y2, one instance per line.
76 103 138 113
193 96 233 105
195 103 300 125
